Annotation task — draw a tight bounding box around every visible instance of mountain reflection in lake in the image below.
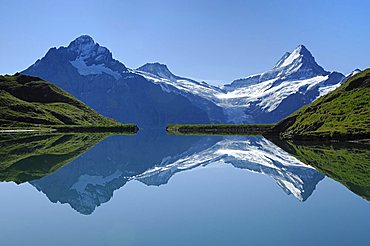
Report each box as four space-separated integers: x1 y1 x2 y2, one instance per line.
0 131 369 245
29 132 325 214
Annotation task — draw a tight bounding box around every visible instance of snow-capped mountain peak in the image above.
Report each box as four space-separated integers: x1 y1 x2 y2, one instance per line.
64 35 127 79
219 45 345 123
67 35 114 64
273 44 315 69
224 45 329 92
268 44 327 80
137 62 177 81
67 35 96 56
273 52 291 69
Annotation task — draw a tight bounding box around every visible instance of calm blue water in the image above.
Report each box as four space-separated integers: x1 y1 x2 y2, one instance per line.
0 131 369 246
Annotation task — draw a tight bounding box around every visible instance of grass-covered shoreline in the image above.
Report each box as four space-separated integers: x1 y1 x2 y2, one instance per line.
166 124 274 135
50 124 138 133
0 124 139 133
0 74 139 134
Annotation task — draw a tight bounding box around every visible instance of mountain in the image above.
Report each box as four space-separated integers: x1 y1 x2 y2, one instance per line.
134 45 346 124
134 63 226 122
135 62 224 102
0 74 120 127
219 45 345 123
225 45 328 90
271 68 370 140
23 35 346 126
23 35 211 127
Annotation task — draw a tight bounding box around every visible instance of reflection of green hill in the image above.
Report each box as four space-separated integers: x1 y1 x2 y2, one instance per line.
271 139 370 201
0 133 107 183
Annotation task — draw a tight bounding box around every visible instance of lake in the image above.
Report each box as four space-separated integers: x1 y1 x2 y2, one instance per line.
0 130 369 245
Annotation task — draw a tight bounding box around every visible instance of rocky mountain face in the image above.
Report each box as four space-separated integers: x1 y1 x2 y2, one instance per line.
22 36 211 127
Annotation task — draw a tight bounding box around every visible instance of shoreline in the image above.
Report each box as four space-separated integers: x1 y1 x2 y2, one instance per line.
166 124 370 143
166 124 274 136
0 129 39 133
0 124 139 134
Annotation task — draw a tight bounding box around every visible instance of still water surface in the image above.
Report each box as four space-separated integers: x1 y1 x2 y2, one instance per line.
0 131 369 245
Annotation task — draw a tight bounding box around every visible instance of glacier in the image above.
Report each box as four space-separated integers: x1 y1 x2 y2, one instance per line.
132 45 347 123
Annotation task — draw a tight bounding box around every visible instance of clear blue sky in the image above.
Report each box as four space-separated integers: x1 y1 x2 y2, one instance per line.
1 0 369 84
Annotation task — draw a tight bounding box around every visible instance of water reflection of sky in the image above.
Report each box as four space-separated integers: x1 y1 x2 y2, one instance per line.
0 131 369 245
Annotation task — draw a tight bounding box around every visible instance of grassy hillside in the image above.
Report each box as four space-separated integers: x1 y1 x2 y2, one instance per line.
271 69 370 140
271 139 370 201
0 133 108 183
0 74 132 129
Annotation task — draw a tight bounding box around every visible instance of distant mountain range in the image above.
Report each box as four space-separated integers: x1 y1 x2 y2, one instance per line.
23 35 352 126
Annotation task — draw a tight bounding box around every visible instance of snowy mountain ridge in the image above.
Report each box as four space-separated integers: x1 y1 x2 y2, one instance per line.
24 35 349 125
132 44 347 123
67 35 128 79
133 62 223 102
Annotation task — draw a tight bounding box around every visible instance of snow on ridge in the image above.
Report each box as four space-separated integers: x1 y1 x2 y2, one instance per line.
277 48 302 68
258 75 329 112
216 75 332 112
68 35 97 57
346 69 361 78
136 61 340 117
318 83 341 97
70 58 122 79
127 44 343 122
67 35 126 80
133 69 222 101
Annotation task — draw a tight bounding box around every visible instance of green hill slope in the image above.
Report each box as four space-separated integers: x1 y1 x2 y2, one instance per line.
0 74 125 128
271 69 370 140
